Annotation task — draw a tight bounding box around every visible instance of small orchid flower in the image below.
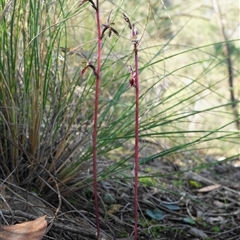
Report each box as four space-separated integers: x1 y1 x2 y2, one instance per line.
81 61 98 77
78 0 97 11
128 66 137 88
101 10 119 39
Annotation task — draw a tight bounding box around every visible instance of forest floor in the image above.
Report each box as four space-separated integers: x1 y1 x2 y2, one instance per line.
1 150 240 240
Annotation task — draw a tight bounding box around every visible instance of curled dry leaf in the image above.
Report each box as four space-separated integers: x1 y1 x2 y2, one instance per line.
0 215 47 240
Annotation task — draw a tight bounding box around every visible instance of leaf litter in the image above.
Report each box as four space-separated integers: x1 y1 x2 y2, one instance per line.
1 150 240 239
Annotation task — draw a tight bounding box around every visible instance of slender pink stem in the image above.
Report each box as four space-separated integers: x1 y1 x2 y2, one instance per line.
133 39 139 240
93 0 101 239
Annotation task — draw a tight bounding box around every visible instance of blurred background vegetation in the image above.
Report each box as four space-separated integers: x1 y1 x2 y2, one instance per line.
0 0 239 196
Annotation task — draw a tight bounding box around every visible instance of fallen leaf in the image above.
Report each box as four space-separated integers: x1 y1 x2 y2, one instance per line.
0 215 47 240
146 209 165 220
197 184 221 193
205 216 226 224
182 217 195 225
103 193 116 204
160 203 180 211
107 204 122 215
188 227 208 239
188 180 202 188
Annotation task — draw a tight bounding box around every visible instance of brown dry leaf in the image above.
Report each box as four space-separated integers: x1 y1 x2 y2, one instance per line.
107 204 122 215
0 215 47 240
197 184 221 193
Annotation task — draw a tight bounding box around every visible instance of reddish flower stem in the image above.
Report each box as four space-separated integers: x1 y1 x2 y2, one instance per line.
93 0 101 239
133 35 139 240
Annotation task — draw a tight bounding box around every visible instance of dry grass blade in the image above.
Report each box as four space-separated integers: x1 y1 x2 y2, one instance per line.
0 0 12 21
